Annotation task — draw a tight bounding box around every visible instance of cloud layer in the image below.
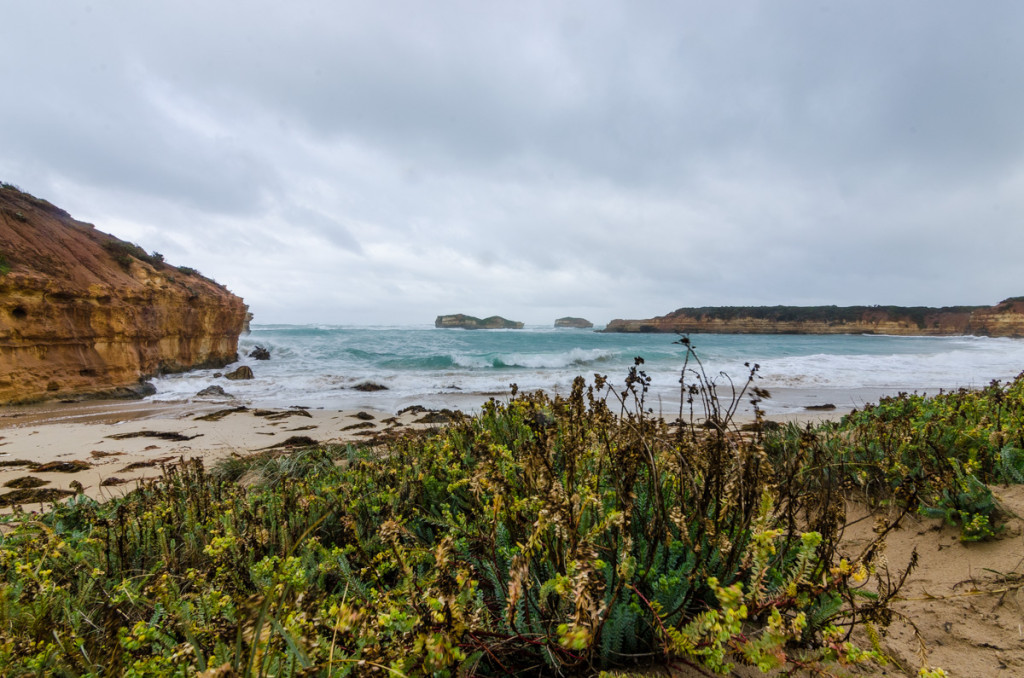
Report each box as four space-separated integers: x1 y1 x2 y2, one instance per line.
3 2 1023 324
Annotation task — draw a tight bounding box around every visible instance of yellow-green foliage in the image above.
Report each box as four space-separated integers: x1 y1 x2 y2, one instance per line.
766 372 1024 540
0 362 926 676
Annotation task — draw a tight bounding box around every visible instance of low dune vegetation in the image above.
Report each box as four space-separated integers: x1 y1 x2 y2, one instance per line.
2 339 1020 676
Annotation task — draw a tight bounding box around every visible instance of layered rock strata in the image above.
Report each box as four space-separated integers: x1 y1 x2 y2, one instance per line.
0 185 248 404
435 314 524 329
604 300 1024 337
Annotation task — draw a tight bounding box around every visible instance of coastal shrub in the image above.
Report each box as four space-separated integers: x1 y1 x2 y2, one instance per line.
0 252 9 276
764 372 1024 540
0 350 918 677
102 240 166 270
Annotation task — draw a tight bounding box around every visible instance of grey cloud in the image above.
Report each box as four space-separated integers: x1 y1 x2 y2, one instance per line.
2 1 1024 324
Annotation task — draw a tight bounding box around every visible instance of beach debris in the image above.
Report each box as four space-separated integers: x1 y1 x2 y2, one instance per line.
0 459 37 468
100 477 130 487
805 403 837 411
118 457 175 473
33 460 91 473
354 411 375 420
381 416 400 426
352 381 388 391
225 366 254 380
414 410 457 425
260 436 320 450
253 408 312 420
195 406 249 422
285 425 317 432
118 461 158 472
69 480 84 494
90 450 125 458
397 405 428 416
248 345 271 360
196 385 234 398
3 476 48 489
342 421 376 431
740 421 782 432
107 430 201 441
0 487 73 507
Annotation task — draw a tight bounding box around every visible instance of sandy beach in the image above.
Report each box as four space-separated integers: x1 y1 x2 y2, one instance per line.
0 398 455 508
0 393 847 511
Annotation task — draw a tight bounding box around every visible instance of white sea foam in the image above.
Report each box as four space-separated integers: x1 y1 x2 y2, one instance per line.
148 327 1024 414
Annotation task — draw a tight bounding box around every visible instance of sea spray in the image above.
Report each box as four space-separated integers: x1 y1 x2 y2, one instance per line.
149 325 1024 415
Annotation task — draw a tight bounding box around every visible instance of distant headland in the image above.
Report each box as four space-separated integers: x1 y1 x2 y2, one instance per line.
603 298 1024 337
435 314 524 330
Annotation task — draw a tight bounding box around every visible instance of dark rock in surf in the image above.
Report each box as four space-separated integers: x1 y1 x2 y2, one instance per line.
352 381 388 392
196 385 233 398
248 345 271 360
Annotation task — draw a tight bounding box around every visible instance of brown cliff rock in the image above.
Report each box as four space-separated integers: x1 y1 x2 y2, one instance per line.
604 299 1024 337
0 184 248 404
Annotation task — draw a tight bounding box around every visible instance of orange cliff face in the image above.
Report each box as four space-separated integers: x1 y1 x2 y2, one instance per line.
0 185 248 404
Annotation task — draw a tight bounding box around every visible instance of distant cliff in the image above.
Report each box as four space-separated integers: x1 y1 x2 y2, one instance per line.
0 184 249 404
435 314 524 330
604 300 1024 337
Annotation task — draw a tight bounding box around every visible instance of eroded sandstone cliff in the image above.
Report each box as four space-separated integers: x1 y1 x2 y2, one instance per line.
0 185 248 404
604 300 1024 337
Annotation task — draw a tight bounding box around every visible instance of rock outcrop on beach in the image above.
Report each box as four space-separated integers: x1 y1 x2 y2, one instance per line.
435 314 524 330
0 184 248 404
603 299 1024 336
554 317 594 329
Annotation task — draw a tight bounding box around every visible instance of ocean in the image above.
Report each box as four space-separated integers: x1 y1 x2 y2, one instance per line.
147 325 1024 418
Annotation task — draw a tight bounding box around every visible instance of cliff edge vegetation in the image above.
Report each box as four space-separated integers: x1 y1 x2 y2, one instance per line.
605 299 1024 336
0 183 248 404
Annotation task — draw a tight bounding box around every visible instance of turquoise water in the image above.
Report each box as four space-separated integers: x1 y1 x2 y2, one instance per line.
150 325 1024 415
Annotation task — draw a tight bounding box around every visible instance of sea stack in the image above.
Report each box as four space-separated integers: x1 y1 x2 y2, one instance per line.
0 184 249 404
554 317 594 329
435 314 524 329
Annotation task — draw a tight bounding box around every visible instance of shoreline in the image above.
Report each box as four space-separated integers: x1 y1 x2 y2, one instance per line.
0 394 842 510
0 399 452 509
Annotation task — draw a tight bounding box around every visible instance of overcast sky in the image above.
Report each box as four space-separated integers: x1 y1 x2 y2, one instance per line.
3 2 1023 325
